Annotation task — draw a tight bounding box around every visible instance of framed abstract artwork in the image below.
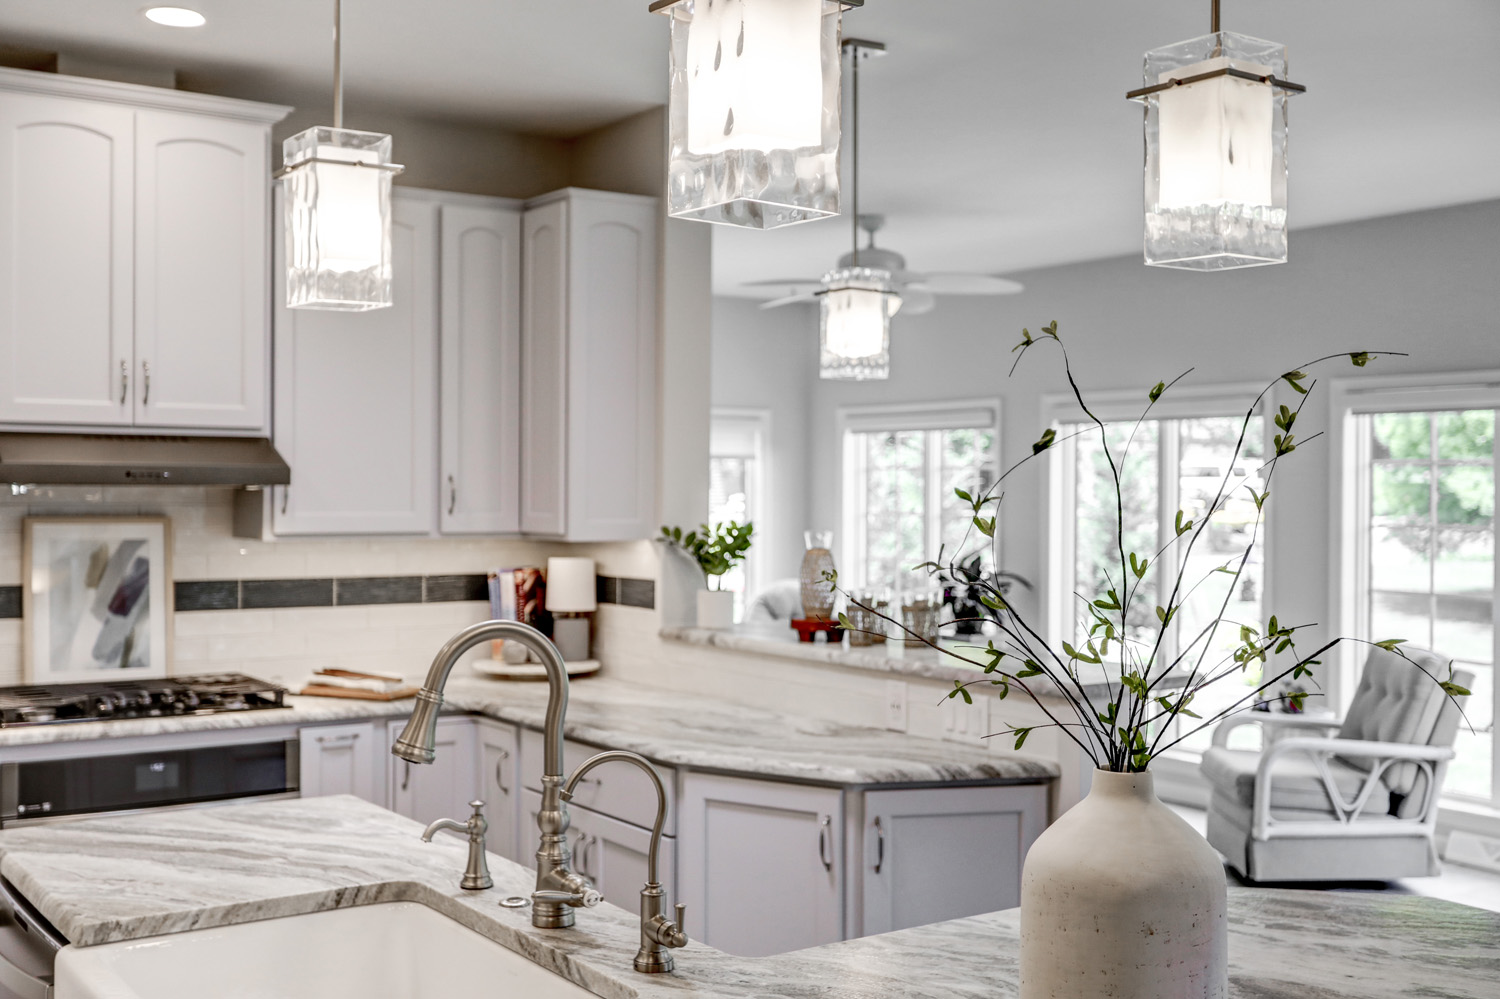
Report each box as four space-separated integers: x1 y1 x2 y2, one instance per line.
22 517 173 683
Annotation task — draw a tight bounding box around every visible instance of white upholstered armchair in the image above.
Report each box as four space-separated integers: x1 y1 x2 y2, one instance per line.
1201 645 1472 882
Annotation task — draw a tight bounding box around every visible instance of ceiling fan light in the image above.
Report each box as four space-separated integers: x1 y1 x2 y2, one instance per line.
1134 31 1299 271
819 267 898 381
654 0 848 229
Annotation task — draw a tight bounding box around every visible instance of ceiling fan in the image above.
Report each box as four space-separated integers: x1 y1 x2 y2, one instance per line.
743 37 1023 316
745 214 1025 315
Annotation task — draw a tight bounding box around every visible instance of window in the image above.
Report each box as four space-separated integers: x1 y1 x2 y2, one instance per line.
1053 392 1267 756
1354 408 1496 804
840 403 1000 593
710 409 769 622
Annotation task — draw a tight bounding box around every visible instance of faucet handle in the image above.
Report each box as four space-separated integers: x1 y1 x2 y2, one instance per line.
675 902 687 939
534 888 604 908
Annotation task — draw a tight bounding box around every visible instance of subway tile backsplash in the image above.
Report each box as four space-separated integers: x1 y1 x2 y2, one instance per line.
0 486 655 685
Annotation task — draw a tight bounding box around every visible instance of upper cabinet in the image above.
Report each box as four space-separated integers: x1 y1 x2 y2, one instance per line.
0 69 287 432
521 189 659 542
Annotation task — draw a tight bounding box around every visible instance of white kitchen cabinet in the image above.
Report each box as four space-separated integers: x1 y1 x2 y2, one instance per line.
299 722 381 804
272 194 438 535
520 188 659 541
0 70 285 432
478 719 521 862
387 717 478 826
858 784 1047 936
523 790 677 906
0 92 134 426
678 773 843 958
134 110 268 430
439 201 522 535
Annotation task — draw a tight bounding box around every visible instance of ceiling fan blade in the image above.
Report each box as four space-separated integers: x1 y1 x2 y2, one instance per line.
741 279 824 294
910 273 1026 296
897 288 936 315
759 292 819 310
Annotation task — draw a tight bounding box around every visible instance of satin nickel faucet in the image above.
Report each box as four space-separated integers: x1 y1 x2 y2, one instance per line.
393 620 601 928
563 750 687 974
422 799 493 891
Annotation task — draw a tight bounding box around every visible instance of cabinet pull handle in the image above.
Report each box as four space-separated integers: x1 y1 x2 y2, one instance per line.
448 475 457 515
120 360 128 406
142 360 151 406
818 815 833 872
315 732 360 746
281 486 290 516
401 760 412 791
873 816 884 874
494 749 510 794
575 833 592 878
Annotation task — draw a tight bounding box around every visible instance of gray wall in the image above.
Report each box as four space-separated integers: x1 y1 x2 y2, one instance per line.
714 199 1500 657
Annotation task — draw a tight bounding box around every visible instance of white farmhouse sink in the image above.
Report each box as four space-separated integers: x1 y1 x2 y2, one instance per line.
54 901 596 999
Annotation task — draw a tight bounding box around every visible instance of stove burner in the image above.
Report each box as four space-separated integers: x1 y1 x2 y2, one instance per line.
0 674 287 727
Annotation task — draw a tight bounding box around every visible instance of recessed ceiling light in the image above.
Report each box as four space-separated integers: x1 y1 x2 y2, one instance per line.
143 7 206 28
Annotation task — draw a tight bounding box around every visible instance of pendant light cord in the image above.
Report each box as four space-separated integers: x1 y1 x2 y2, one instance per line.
850 42 860 266
1211 0 1221 33
332 0 344 128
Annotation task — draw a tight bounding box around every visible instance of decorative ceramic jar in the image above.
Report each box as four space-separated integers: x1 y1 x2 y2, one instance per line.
1019 769 1228 999
799 530 836 620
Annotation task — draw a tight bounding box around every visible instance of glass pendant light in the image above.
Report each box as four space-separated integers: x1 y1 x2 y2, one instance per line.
1128 0 1305 270
650 0 860 229
819 39 899 381
279 0 404 310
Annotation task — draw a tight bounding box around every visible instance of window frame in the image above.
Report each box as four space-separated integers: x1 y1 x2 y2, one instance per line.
836 399 1002 591
1329 370 1500 810
710 407 771 614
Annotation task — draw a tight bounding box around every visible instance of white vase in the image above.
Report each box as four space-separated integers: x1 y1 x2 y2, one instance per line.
696 589 735 630
1019 769 1227 999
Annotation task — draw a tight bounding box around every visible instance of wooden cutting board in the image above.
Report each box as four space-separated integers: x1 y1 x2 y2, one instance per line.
298 683 420 701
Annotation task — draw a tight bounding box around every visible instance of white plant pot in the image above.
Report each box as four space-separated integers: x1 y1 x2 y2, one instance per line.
1020 769 1227 999
696 589 735 630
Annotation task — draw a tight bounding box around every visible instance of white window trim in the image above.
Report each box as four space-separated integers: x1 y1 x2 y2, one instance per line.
1327 369 1500 815
710 407 771 605
836 398 1002 590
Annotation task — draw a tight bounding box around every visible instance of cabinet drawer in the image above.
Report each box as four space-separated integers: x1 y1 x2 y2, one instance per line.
519 727 675 835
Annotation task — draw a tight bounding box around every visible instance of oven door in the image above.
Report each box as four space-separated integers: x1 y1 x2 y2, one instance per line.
0 738 299 826
0 878 62 999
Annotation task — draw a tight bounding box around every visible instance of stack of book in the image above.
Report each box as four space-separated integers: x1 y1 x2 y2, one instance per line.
299 669 418 701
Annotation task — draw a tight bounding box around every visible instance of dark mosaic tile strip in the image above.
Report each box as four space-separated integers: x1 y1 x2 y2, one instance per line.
174 580 239 612
336 576 423 606
241 578 334 609
0 586 19 620
424 574 489 604
618 578 656 610
595 575 619 606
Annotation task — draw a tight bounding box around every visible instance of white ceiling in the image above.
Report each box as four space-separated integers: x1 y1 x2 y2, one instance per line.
3 1 1497 294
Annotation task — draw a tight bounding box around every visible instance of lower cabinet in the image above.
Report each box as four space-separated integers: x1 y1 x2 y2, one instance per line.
857 784 1048 936
523 789 677 910
386 717 477 827
678 773 844 958
478 719 521 862
298 722 381 804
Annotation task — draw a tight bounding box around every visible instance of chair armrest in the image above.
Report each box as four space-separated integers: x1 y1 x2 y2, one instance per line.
1264 738 1455 764
1211 712 1342 748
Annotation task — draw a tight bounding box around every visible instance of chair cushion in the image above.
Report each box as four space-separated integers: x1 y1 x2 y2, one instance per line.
1338 646 1473 799
1201 746 1371 815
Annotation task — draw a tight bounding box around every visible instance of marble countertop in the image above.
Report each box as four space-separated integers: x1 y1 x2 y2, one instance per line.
1 795 1494 999
0 675 1060 787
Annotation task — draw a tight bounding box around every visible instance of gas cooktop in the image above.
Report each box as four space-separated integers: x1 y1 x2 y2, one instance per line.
0 674 287 727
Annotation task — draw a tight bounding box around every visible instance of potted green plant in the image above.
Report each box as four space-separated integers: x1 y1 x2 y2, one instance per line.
661 521 754 629
830 324 1469 999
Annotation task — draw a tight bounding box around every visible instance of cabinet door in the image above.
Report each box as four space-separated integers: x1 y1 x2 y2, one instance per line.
478 720 521 862
860 784 1047 936
299 722 379 804
518 198 568 535
273 194 437 535
388 717 478 825
522 790 677 905
565 193 658 542
440 203 521 534
678 773 842 957
134 110 268 430
0 93 133 425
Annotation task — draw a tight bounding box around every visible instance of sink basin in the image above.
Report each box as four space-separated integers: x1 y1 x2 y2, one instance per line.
54 901 596 999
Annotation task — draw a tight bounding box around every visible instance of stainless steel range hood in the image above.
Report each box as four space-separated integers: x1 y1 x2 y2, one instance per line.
0 433 291 486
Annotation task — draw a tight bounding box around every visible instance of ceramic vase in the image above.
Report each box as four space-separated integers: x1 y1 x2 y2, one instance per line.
696 589 735 630
799 530 836 620
1019 769 1227 999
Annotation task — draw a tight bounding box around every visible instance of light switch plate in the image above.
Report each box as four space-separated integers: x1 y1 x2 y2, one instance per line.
884 680 908 732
